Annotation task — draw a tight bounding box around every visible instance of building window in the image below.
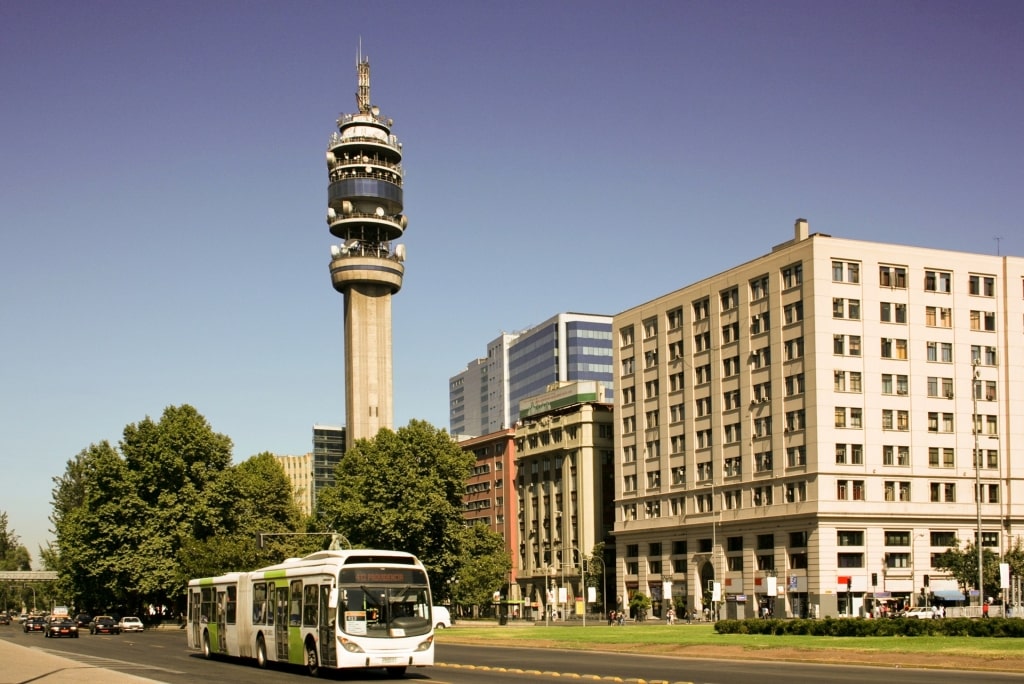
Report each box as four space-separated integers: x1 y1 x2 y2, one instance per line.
622 416 636 433
750 275 769 300
643 317 658 339
927 376 955 399
693 298 710 321
971 345 998 366
972 414 999 436
880 302 907 323
833 334 861 356
720 287 739 311
671 434 685 454
696 429 713 449
623 445 636 463
671 465 686 485
722 356 740 377
884 481 912 502
670 403 685 423
838 553 864 568
785 373 805 396
623 474 637 492
668 341 684 360
881 373 909 395
784 301 804 325
724 423 741 445
622 386 636 404
969 310 997 332
881 337 908 359
752 416 772 438
694 331 711 351
927 412 954 433
786 446 806 467
929 482 956 502
782 263 803 289
669 372 685 392
724 389 741 410
924 269 952 293
724 455 742 477
785 482 807 503
837 530 864 546
645 379 659 399
620 326 635 347
752 381 771 402
785 410 806 432
833 298 861 319
750 312 770 334
646 470 661 489
835 370 862 393
928 447 955 468
621 356 635 375
645 410 659 430
885 553 910 569
751 347 771 369
973 448 999 469
784 337 804 360
833 260 861 284
882 445 910 467
879 265 908 288
754 451 773 472
969 274 995 297
695 364 712 384
925 306 952 328
667 307 684 330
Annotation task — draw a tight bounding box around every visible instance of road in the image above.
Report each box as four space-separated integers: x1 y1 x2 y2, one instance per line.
4 626 1023 683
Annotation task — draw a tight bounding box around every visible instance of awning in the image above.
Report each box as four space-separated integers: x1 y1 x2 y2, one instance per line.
933 589 967 602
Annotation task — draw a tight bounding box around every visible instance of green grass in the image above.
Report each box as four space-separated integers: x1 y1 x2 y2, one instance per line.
437 623 1024 660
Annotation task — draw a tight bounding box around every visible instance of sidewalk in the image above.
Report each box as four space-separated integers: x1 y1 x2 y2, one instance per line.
0 638 164 684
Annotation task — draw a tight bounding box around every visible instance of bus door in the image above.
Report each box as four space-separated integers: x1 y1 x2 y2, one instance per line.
319 584 337 668
275 584 290 661
189 588 202 650
217 589 227 653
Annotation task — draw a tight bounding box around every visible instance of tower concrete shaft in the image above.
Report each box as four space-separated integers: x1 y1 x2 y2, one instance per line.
325 54 407 442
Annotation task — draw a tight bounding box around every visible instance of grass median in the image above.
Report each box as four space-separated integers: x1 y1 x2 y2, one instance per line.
435 622 1024 672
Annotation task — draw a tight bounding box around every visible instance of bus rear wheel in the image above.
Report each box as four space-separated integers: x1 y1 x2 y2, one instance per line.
255 635 268 668
305 640 319 677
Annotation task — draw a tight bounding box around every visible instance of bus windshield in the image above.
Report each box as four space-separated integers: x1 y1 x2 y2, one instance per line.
338 567 431 638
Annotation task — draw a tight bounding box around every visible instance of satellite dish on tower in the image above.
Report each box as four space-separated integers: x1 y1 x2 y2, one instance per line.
371 106 380 117
375 207 385 217
394 244 406 262
330 244 341 258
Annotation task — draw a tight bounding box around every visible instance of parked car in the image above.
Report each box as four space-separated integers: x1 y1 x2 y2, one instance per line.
118 616 144 632
74 614 92 628
0 613 10 625
902 608 934 619
45 618 79 638
431 605 452 629
89 616 120 634
23 616 46 633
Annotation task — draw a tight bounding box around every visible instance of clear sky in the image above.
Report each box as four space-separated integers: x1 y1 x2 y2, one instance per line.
2 0 1021 563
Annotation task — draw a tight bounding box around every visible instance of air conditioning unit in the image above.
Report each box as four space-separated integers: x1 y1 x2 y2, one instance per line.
945 391 954 399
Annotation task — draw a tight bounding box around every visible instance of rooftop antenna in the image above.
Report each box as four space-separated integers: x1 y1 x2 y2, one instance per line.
356 38 371 115
994 236 1002 256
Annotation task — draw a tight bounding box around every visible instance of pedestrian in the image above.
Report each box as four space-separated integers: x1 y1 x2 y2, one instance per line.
666 607 675 625
983 601 990 618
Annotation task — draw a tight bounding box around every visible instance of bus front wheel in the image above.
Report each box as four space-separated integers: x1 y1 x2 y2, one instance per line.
305 639 319 677
202 631 212 659
255 635 267 668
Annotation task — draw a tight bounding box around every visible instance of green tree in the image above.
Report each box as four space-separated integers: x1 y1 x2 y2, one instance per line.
629 591 651 621
177 452 305 581
316 420 473 594
453 523 511 614
51 405 241 614
0 512 31 571
933 538 1001 601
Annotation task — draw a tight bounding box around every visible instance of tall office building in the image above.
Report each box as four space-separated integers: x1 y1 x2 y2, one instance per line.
325 54 407 442
274 453 315 516
450 313 614 437
613 220 1022 619
311 425 346 510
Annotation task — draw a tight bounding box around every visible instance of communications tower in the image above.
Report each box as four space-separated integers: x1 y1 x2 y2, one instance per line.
325 54 407 442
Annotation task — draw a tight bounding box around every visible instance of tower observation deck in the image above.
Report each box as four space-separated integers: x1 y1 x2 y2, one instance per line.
326 54 407 441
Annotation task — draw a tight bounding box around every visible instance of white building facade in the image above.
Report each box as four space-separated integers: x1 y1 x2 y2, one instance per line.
612 220 1023 620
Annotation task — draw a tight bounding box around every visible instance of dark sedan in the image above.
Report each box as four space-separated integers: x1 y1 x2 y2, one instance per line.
89 616 120 635
45 618 79 638
23 617 46 633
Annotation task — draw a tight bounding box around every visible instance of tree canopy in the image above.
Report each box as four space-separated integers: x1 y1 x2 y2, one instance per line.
50 405 302 614
315 419 474 594
0 512 31 572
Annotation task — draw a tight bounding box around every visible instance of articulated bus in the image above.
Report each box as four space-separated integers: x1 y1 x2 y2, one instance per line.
186 549 435 678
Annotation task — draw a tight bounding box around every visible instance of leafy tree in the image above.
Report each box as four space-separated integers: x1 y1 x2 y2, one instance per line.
51 405 245 614
316 420 473 594
629 591 651 620
933 538 1001 601
0 512 31 571
177 452 305 581
452 523 511 614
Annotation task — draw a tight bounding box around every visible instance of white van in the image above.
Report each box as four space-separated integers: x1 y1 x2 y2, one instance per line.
432 605 452 629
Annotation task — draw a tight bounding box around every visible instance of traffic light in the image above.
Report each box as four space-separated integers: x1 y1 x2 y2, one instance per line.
871 573 878 587
847 578 852 592
924 574 930 587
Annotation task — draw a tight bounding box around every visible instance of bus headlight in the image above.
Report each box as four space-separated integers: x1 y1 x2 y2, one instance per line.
414 635 434 652
338 637 365 653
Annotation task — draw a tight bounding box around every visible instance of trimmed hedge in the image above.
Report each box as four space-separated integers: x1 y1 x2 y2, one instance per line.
714 617 1024 637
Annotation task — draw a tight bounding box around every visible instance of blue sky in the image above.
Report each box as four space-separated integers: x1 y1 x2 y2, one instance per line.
2 0 1021 562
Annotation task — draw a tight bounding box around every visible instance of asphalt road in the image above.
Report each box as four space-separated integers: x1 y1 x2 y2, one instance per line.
4 625 1023 684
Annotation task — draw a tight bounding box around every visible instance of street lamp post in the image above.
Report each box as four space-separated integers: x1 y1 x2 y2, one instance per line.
973 360 984 609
